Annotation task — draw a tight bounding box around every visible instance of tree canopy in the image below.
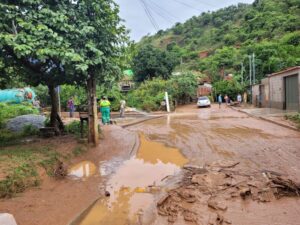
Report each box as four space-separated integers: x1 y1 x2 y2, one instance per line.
132 45 179 82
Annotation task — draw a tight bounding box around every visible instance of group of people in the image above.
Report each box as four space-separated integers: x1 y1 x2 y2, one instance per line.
67 96 126 125
217 93 243 108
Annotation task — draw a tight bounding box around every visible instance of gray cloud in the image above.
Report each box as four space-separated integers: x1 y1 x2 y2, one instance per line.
115 0 254 41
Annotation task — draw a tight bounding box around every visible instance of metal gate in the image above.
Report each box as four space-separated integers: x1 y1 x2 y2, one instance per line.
285 75 299 110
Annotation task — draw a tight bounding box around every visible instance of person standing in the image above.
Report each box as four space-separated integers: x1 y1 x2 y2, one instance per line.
218 94 222 109
67 97 75 118
224 94 229 105
100 96 111 125
120 99 126 118
237 94 242 105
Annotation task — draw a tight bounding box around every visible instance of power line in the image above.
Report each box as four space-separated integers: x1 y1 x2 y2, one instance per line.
189 0 217 8
146 1 175 24
139 0 160 31
146 0 179 21
167 0 203 12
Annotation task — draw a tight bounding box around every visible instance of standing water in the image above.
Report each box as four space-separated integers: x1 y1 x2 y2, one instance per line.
74 134 188 225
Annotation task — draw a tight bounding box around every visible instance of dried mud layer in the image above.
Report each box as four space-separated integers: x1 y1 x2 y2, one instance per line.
156 160 300 225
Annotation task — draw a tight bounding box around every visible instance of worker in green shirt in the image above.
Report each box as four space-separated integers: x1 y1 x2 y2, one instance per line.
100 96 111 125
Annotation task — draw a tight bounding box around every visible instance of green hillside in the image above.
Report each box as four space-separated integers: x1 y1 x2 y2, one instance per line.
139 0 300 82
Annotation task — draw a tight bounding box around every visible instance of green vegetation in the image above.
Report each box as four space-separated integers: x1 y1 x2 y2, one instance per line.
285 113 300 129
0 102 38 128
213 79 245 100
0 1 127 138
0 103 39 146
128 72 198 111
132 45 179 82
0 146 60 198
72 146 87 157
140 0 300 83
65 121 88 138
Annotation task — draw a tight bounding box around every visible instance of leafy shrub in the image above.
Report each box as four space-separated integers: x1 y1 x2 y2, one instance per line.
127 78 167 111
285 113 300 129
127 73 199 111
22 124 39 136
65 121 87 137
213 79 245 100
0 102 38 128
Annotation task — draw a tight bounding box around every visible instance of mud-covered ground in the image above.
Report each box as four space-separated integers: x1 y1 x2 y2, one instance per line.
1 104 300 225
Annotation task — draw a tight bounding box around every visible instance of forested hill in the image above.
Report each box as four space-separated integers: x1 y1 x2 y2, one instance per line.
139 0 300 82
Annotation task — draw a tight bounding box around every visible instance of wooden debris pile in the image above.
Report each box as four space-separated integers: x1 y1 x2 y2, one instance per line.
156 160 300 224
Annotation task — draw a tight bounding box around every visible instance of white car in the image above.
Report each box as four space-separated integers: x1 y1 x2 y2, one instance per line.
197 96 211 107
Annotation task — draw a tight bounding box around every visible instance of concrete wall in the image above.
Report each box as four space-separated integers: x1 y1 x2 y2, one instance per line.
261 78 269 107
252 84 260 106
269 68 300 110
269 75 284 109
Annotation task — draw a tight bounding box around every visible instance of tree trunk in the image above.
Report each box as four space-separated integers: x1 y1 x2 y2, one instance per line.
87 73 99 146
48 85 60 134
47 85 65 135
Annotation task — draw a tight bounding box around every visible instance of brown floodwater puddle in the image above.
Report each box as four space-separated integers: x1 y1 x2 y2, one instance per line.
75 134 188 225
68 161 96 179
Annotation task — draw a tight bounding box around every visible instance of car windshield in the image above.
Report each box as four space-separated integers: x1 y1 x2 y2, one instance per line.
198 97 208 100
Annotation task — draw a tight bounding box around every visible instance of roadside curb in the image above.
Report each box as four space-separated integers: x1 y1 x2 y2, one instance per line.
230 106 299 132
121 115 165 128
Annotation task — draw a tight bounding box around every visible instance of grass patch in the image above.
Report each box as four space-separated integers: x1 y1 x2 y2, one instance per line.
65 121 88 138
285 113 300 129
0 125 40 147
0 146 60 198
72 146 87 157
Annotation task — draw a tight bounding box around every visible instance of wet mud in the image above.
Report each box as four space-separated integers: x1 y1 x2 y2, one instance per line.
128 105 300 225
75 134 188 225
68 161 97 179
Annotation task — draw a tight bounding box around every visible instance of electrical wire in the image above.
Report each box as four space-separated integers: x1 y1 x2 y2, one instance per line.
146 2 175 23
167 0 203 12
146 0 179 21
139 0 160 31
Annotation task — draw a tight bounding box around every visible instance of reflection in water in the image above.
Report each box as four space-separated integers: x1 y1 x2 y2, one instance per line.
77 134 188 225
68 161 96 179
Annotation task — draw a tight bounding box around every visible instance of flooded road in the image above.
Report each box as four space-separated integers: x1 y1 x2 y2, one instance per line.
72 105 300 225
2 105 300 225
75 134 188 225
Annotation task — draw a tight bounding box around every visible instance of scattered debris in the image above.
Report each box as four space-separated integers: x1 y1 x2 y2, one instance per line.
156 160 300 224
54 161 67 178
239 187 251 199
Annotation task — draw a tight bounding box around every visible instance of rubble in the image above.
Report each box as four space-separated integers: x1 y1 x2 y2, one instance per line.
156 160 300 224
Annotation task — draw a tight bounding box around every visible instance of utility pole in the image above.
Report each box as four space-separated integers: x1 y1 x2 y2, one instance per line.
252 53 256 85
241 62 244 85
249 55 252 86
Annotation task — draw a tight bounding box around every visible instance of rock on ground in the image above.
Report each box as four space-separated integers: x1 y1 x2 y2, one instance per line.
7 114 46 132
0 213 18 225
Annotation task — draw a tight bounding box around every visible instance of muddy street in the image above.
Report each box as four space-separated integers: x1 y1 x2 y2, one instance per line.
1 104 300 225
73 104 300 225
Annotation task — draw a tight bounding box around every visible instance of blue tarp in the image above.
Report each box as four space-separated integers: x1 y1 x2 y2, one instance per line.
0 88 36 103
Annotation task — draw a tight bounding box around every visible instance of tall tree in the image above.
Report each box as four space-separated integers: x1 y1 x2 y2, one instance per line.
0 1 127 144
0 1 83 132
67 0 127 144
132 45 179 82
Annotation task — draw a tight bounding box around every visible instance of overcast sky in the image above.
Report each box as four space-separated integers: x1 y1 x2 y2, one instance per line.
115 0 254 41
